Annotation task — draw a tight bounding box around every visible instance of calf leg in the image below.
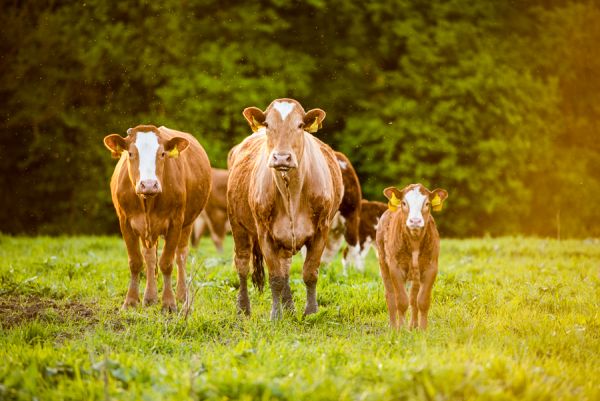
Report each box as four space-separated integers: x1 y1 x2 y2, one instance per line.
209 209 228 253
378 259 398 328
120 222 143 309
389 265 409 329
417 267 438 330
158 226 182 313
409 281 420 329
142 244 158 306
175 224 193 304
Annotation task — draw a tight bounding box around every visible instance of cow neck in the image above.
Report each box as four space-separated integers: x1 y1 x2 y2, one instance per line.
273 167 304 253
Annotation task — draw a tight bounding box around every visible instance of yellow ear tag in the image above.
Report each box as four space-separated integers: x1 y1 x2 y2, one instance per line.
168 147 179 159
251 116 264 133
432 194 443 211
388 192 401 212
306 117 320 133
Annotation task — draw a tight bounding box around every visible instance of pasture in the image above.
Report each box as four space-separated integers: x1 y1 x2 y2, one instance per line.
0 235 598 400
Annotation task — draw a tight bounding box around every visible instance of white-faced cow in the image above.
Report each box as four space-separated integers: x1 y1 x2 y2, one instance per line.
376 184 448 330
103 125 211 312
191 168 229 252
228 98 343 319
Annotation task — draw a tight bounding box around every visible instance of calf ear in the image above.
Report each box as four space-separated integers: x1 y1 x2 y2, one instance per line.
383 187 403 212
303 109 326 133
165 137 189 159
243 107 266 133
430 189 448 212
103 134 128 159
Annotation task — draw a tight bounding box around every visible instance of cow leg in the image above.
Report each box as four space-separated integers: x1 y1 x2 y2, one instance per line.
231 227 252 316
190 215 207 248
302 234 328 316
120 222 143 309
158 226 182 313
389 264 409 329
208 209 227 253
417 266 438 330
409 280 420 329
259 235 286 320
280 256 295 313
175 224 193 304
142 244 158 306
378 258 398 329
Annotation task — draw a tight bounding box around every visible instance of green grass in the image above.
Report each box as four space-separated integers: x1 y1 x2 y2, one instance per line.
0 235 599 400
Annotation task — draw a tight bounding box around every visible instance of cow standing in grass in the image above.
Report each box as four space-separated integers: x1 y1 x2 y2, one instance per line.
342 199 388 271
376 184 448 329
103 125 211 312
228 98 343 319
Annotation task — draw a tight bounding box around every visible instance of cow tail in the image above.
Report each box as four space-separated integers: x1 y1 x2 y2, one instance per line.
251 241 265 292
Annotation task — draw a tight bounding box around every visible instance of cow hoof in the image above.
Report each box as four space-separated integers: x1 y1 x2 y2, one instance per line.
237 302 251 317
122 298 139 309
303 304 318 316
162 302 177 313
143 296 158 306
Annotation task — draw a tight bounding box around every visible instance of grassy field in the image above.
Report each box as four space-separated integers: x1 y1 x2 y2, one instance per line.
0 235 598 400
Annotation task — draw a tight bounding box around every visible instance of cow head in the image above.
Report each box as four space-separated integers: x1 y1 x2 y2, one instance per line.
242 98 326 172
383 184 448 238
103 125 189 198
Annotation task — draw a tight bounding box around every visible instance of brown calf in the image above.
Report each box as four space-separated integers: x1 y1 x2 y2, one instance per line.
103 125 211 312
228 98 343 319
375 184 448 329
191 168 229 252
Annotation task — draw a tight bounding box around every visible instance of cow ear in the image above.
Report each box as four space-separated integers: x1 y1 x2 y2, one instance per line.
243 107 266 133
165 137 189 159
303 108 326 133
430 189 448 212
383 187 403 212
104 134 128 159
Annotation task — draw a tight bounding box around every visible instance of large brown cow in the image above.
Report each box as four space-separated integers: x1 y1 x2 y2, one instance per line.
191 168 229 252
228 98 343 319
103 125 211 312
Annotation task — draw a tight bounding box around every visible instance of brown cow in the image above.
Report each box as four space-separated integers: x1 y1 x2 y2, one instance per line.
341 199 387 271
103 125 211 312
228 98 343 319
191 168 229 252
376 184 448 329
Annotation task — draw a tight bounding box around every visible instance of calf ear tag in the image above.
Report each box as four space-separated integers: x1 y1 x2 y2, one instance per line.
388 192 401 212
251 116 264 133
306 117 321 133
168 147 179 158
432 194 443 211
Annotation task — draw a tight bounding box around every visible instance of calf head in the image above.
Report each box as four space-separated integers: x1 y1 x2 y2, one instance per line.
242 98 326 172
383 184 448 238
103 125 189 198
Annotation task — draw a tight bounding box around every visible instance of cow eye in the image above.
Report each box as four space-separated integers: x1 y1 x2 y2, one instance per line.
425 202 430 207
128 152 133 157
298 122 304 129
263 122 269 128
402 201 407 207
161 151 166 157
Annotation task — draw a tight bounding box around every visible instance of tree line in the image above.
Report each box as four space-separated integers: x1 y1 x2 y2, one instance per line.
0 0 598 237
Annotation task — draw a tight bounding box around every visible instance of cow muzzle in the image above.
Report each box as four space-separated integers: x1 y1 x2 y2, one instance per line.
136 179 162 197
268 151 297 171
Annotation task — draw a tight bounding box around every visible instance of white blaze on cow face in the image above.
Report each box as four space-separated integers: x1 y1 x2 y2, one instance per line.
273 101 295 120
135 132 160 183
404 187 427 229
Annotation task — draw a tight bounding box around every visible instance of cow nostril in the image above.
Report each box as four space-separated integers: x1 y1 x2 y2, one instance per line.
285 154 291 162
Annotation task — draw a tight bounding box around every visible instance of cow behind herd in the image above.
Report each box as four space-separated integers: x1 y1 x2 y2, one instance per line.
103 98 448 329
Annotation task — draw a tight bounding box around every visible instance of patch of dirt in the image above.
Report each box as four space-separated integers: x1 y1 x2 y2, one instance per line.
0 295 97 329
